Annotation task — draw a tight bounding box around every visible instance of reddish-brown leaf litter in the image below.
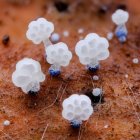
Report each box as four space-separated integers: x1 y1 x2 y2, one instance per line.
0 0 140 140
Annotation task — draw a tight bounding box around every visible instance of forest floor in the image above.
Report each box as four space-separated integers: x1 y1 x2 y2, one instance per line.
0 0 140 140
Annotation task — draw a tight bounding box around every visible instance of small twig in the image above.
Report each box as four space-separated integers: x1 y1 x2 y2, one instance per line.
59 72 75 102
90 76 94 88
59 84 68 102
38 83 63 114
125 80 140 108
40 124 49 140
124 84 140 122
78 119 90 140
77 124 82 140
99 85 104 104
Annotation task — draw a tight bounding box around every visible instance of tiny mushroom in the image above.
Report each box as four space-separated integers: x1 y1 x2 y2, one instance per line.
112 9 129 43
3 120 10 126
93 75 99 81
63 30 69 37
12 58 45 94
132 58 139 64
107 32 114 40
92 88 102 96
75 33 109 72
26 17 54 47
50 33 60 43
62 94 93 128
45 42 72 76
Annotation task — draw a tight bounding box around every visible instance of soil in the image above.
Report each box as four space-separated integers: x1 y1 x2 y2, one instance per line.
0 0 140 140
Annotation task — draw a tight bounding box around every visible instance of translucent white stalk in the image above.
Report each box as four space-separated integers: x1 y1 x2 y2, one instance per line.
43 38 52 48
88 59 99 68
49 64 61 71
115 24 128 42
22 81 40 93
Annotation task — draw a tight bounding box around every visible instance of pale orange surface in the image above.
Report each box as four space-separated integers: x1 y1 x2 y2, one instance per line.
0 0 140 140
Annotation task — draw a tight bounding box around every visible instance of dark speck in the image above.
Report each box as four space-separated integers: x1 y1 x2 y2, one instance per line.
2 35 10 45
98 5 108 14
116 4 127 10
70 120 81 129
54 1 69 12
28 91 38 96
88 93 104 105
84 89 105 106
0 20 3 26
125 52 130 57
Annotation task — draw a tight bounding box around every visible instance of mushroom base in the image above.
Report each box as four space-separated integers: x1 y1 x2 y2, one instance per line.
49 68 61 76
86 64 100 72
70 120 82 128
115 25 127 43
49 64 61 76
28 90 38 96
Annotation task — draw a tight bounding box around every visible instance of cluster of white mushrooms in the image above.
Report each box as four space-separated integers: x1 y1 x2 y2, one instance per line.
12 58 45 93
26 17 72 76
12 8 130 127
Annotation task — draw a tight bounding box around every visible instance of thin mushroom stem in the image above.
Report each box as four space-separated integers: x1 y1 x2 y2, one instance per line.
43 38 52 48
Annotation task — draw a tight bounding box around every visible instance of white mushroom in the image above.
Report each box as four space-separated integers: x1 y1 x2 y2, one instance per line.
50 33 60 43
12 58 45 93
111 9 129 42
62 94 93 123
26 17 54 45
75 33 109 68
45 42 72 75
92 88 102 96
112 9 129 25
3 120 10 126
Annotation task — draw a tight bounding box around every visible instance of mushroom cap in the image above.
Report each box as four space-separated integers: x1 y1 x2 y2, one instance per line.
12 58 45 93
26 18 54 44
75 33 110 65
46 42 72 67
112 9 129 25
62 94 93 121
